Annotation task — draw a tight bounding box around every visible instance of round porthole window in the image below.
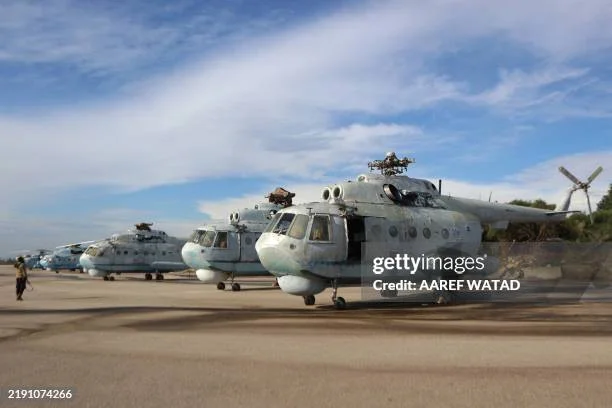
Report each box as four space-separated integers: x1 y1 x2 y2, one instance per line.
389 225 398 237
441 229 449 239
408 226 417 238
423 228 431 239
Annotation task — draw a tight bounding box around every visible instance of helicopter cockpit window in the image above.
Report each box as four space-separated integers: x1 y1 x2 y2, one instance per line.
264 213 282 233
309 215 331 241
189 230 204 243
287 214 309 239
273 213 295 235
199 230 216 247
85 247 98 256
214 231 228 248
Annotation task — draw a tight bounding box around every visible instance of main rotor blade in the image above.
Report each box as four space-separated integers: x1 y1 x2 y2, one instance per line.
587 166 603 184
558 166 581 185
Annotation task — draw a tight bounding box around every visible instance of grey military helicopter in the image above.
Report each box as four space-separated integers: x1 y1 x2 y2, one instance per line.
16 249 51 270
40 242 95 273
181 188 294 291
80 223 188 281
255 152 576 309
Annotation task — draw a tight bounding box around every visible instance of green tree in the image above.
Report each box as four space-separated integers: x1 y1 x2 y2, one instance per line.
597 184 612 211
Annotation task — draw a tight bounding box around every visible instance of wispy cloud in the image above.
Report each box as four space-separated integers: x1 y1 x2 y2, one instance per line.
2 0 612 254
0 0 287 76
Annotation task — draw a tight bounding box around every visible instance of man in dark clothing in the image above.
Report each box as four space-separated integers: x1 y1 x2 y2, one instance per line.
15 256 28 301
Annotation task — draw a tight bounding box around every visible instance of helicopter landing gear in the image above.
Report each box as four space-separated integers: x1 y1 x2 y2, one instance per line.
145 273 152 281
231 283 241 291
435 290 456 305
381 289 398 298
303 295 315 306
217 282 226 290
155 273 164 281
330 279 346 310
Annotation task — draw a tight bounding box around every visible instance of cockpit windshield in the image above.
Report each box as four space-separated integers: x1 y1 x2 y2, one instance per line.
287 214 309 239
85 246 99 256
189 230 204 243
198 230 216 247
272 213 295 235
264 213 282 233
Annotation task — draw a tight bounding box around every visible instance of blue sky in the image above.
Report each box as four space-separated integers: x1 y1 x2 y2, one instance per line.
1 0 611 256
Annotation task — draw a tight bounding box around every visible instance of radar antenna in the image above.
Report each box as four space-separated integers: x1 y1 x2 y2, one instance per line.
266 187 295 208
135 222 153 231
368 152 415 176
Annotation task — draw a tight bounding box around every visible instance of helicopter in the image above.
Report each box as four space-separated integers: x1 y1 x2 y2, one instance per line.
181 187 295 291
17 249 51 269
255 152 576 309
79 223 188 281
39 242 95 273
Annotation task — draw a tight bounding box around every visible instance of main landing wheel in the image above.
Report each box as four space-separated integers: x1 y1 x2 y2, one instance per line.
217 282 226 290
155 274 164 281
231 283 241 292
145 273 152 281
334 297 346 310
103 276 109 281
109 276 115 281
303 295 315 306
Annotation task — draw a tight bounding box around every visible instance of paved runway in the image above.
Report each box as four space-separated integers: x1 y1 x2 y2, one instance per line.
1 265 611 407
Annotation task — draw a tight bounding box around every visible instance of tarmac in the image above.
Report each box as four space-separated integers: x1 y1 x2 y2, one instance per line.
1 265 611 407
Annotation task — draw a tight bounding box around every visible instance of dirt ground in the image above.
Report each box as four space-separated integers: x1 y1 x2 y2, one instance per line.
1 265 611 407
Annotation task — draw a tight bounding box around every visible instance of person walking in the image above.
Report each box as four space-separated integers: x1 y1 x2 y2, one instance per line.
15 256 28 301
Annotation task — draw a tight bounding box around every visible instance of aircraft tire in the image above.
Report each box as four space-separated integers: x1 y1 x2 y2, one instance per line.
231 283 241 292
145 273 152 281
109 276 115 281
103 276 109 281
217 282 226 290
334 297 346 310
303 295 315 306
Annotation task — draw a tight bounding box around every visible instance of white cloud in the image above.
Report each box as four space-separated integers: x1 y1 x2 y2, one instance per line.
2 0 612 251
0 0 283 75
1 0 612 202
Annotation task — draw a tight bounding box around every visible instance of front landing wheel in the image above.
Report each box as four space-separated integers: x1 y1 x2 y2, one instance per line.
303 295 315 306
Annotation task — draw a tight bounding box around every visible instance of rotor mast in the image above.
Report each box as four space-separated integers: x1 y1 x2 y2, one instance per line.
368 152 415 176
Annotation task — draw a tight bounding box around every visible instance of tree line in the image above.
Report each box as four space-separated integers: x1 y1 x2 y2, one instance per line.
484 184 612 242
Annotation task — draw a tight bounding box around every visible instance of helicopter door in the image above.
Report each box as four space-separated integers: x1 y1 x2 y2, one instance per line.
346 216 366 263
211 231 240 262
239 232 259 262
133 248 145 267
306 214 346 264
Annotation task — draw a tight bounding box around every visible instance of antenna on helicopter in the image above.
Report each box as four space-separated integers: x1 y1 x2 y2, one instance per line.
368 152 415 176
558 165 603 224
266 187 295 208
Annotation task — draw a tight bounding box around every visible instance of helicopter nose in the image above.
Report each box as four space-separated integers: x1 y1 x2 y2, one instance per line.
79 254 94 269
181 242 201 269
255 234 301 275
